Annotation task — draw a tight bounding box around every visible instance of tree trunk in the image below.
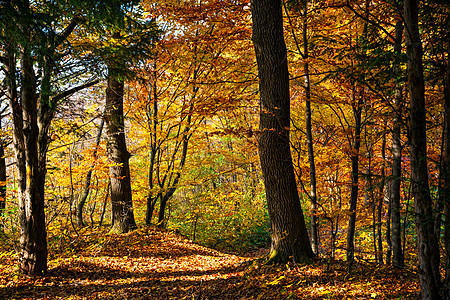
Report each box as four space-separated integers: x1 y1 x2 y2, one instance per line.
252 0 314 264
16 29 48 275
0 114 6 231
303 1 319 255
105 71 137 234
346 0 370 266
346 88 362 268
77 115 105 226
377 131 386 264
391 20 404 269
146 65 158 225
442 15 450 300
404 0 441 298
157 107 191 227
386 182 392 265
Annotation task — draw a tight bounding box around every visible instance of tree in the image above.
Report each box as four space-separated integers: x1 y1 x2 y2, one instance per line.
404 0 441 298
390 19 404 269
442 11 450 300
0 1 99 275
77 113 105 226
106 66 137 233
251 0 314 263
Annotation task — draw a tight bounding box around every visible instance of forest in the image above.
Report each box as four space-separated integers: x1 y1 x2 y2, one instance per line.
0 0 449 299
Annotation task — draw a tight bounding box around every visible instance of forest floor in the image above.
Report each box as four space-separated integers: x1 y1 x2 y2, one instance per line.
1 227 420 299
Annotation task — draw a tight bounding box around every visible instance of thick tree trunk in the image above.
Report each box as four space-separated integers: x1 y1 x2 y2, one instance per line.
391 20 404 269
404 1 441 298
17 34 48 275
252 0 314 264
105 72 137 234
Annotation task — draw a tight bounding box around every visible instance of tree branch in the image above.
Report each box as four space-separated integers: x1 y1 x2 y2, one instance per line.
55 16 82 47
51 79 100 103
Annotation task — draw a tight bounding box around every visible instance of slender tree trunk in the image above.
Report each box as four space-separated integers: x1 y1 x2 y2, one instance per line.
346 0 370 267
0 115 6 231
157 104 192 227
346 88 362 268
252 0 314 264
442 15 450 300
146 64 158 225
377 131 386 264
105 70 137 234
77 115 105 226
386 181 392 265
391 20 404 269
404 1 441 298
302 1 319 255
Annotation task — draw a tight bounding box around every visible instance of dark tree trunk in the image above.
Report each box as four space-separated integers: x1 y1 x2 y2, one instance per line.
442 15 450 300
105 71 137 234
377 131 386 265
16 27 48 275
346 88 362 268
404 0 441 298
252 0 314 264
346 0 370 266
391 20 404 269
146 65 158 225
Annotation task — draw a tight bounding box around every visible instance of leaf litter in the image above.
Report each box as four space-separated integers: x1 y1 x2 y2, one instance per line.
0 227 419 299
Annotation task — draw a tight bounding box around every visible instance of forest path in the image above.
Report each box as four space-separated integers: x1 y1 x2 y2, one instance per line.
1 227 419 299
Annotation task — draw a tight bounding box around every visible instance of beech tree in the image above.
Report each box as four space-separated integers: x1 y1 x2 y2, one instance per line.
106 66 137 233
404 0 440 298
252 0 314 263
390 19 404 269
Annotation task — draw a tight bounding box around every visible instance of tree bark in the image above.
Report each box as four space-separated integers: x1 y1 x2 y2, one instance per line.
105 71 137 234
391 20 404 269
404 0 441 298
252 0 314 264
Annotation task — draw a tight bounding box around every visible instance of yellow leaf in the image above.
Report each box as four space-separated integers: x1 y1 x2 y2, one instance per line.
268 275 285 285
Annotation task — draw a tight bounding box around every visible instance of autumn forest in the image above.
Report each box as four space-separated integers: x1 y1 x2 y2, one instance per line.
0 0 449 299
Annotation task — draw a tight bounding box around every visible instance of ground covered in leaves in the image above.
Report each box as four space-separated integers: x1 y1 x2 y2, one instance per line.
1 227 419 299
